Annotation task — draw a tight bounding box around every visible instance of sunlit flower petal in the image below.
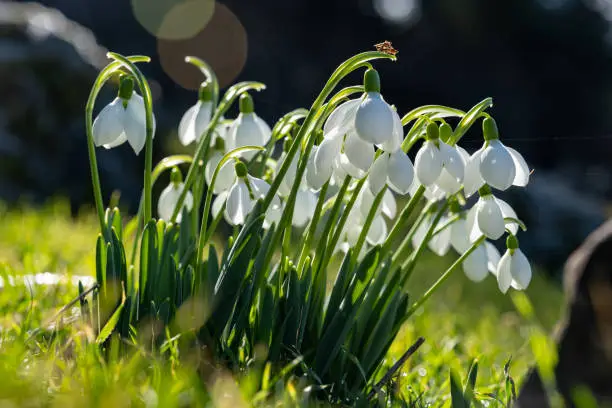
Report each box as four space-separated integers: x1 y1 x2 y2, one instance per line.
496 251 513 293
205 152 236 194
354 92 394 144
479 140 516 190
324 99 360 139
387 150 414 194
462 244 488 282
366 215 388 245
463 147 485 197
382 190 396 219
368 154 389 195
225 179 254 225
343 131 374 174
157 183 193 222
510 249 531 290
415 140 443 186
507 146 530 187
475 195 505 240
379 108 403 152
93 98 125 147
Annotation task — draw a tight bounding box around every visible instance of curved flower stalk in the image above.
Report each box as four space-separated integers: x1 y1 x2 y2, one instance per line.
178 82 214 146
312 69 403 185
157 167 193 222
464 117 530 196
226 93 272 160
495 234 532 293
93 75 157 155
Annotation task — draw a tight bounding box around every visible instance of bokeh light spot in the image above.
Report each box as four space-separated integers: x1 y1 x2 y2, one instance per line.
158 3 247 90
131 0 215 40
373 0 421 26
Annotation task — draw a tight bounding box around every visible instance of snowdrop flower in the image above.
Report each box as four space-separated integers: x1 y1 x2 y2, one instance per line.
368 148 414 195
496 234 532 293
311 69 403 186
178 82 213 146
414 122 465 187
450 215 502 282
93 75 157 155
214 160 281 226
463 118 530 196
157 167 193 222
226 93 271 160
411 212 451 256
466 187 520 242
335 207 388 255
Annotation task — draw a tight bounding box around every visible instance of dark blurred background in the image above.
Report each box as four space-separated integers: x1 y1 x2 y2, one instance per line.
0 0 611 271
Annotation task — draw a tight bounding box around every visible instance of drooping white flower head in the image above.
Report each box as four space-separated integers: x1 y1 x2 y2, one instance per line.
226 93 271 160
463 118 530 196
204 138 236 195
157 168 193 222
213 160 281 226
466 191 520 242
449 216 501 282
93 76 157 155
178 82 214 146
496 234 532 293
414 123 465 188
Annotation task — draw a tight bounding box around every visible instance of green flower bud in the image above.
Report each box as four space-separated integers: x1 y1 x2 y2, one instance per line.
234 160 248 178
426 122 439 141
118 75 134 101
478 184 493 197
239 93 254 114
170 166 182 186
482 117 499 141
439 122 453 142
448 198 462 214
198 81 213 102
506 234 519 251
213 136 225 152
363 68 381 93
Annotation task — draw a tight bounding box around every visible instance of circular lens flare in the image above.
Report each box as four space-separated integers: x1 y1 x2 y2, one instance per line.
158 3 247 90
132 0 215 40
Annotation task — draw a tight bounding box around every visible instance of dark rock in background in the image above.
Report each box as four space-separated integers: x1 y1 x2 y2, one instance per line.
0 0 610 271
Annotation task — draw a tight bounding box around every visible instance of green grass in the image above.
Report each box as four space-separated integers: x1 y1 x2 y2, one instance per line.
0 200 564 406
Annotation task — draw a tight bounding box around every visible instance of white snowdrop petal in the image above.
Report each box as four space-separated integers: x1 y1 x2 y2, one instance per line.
412 218 430 250
212 191 228 219
331 155 348 185
382 189 396 219
157 184 192 222
354 92 394 144
440 141 465 182
277 152 299 197
462 244 489 282
511 249 532 290
366 215 388 246
435 168 462 195
253 114 272 145
344 131 374 173
123 101 147 155
264 205 283 229
476 196 506 240
292 190 314 227
479 140 516 191
485 242 501 274
387 150 414 194
306 146 329 191
340 154 366 179
450 219 470 253
103 132 127 149
380 107 403 152
178 103 199 146
193 101 213 142
225 181 254 225
129 93 157 136
314 137 341 177
357 187 377 219
415 141 443 186
368 154 389 195
463 147 485 197
428 220 451 256
231 114 266 160
495 198 519 236
507 146 530 187
323 99 360 138
247 175 272 201
496 251 513 294
93 98 125 147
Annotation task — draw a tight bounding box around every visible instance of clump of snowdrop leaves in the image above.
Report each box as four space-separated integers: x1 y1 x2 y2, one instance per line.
93 75 156 155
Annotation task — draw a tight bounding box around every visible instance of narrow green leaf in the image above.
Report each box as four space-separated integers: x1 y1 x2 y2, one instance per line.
450 369 468 408
450 97 493 145
96 292 126 344
464 359 479 405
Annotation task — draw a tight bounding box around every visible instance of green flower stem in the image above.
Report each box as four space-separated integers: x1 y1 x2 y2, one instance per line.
391 201 434 268
85 55 150 233
170 81 266 223
185 56 219 110
381 185 425 257
352 187 386 266
406 235 486 315
260 51 395 212
400 200 449 287
431 214 461 238
319 176 367 273
296 180 330 274
312 176 352 273
107 53 155 223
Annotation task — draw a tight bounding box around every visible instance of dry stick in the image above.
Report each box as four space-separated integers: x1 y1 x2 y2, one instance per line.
367 336 426 400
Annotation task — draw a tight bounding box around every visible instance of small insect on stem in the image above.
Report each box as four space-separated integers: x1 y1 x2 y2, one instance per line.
375 40 398 56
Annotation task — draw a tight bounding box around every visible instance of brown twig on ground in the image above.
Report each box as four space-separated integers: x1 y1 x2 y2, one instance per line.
368 336 425 400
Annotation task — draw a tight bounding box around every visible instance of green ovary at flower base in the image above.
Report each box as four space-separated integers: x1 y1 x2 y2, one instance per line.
82 46 535 404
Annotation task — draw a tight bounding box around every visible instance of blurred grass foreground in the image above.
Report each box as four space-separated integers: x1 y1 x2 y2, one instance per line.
0 200 564 406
